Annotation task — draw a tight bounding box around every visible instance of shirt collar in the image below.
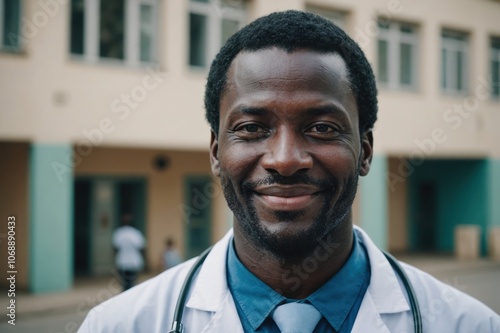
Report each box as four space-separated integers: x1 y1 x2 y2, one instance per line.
227 239 285 330
226 232 369 331
307 232 369 331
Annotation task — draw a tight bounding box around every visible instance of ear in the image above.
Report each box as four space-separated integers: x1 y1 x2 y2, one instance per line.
210 131 221 177
359 129 374 177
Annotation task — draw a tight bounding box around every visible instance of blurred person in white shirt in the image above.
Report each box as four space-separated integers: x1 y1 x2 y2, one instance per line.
112 213 146 291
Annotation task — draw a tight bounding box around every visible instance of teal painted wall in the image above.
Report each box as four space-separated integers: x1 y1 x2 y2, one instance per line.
30 144 73 293
409 159 488 254
488 159 500 228
360 155 388 250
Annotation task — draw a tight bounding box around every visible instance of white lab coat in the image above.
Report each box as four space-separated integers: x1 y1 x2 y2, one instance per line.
79 227 499 333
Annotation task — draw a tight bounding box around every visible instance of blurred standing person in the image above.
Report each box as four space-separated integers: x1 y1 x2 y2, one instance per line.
159 237 182 272
112 213 146 291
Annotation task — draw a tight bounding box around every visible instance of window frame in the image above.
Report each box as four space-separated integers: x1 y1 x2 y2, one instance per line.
0 0 22 52
188 0 246 70
70 0 159 66
491 36 500 99
305 5 348 30
441 30 469 96
377 20 419 91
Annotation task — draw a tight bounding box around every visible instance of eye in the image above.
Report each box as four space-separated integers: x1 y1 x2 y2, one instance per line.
242 124 260 132
232 122 268 140
305 123 340 139
310 124 332 133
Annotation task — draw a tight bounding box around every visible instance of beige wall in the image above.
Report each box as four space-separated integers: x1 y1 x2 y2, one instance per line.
0 142 29 290
0 0 499 277
0 0 212 149
74 146 229 270
1 0 499 157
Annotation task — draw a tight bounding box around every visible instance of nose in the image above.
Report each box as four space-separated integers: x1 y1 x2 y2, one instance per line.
260 128 313 176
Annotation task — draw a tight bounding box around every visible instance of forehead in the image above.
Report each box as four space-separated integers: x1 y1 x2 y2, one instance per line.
223 48 355 111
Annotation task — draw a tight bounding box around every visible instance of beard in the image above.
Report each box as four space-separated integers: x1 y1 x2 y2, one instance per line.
221 162 361 260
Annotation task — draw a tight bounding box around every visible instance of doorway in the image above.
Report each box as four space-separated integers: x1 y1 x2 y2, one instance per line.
415 182 438 252
184 175 212 259
73 177 146 276
408 159 488 254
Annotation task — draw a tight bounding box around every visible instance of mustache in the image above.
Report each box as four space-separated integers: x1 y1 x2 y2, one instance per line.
241 173 337 193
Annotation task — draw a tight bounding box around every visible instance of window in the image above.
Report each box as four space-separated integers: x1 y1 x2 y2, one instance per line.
0 0 21 52
70 0 158 65
441 30 469 94
377 21 418 90
491 37 500 98
306 6 347 30
189 0 246 68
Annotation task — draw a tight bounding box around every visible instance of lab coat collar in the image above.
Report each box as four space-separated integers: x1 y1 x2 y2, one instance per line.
186 226 410 324
198 289 244 333
354 226 410 314
185 229 233 312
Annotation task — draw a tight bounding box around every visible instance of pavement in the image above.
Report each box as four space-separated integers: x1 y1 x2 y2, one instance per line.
2 273 155 319
3 254 500 319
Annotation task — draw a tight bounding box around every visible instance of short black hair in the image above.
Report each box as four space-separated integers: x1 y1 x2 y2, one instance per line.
205 10 378 136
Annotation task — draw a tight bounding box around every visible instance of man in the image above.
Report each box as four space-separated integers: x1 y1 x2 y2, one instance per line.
112 213 146 291
79 11 499 332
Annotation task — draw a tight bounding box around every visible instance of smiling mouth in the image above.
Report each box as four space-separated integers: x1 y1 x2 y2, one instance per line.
253 185 322 211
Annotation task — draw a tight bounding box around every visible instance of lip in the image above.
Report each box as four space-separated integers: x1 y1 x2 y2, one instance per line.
253 185 321 211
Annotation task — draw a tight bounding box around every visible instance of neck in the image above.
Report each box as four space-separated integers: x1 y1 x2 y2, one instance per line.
233 215 354 299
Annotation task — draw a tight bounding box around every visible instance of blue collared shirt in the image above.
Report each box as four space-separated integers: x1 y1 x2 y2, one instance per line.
226 231 370 332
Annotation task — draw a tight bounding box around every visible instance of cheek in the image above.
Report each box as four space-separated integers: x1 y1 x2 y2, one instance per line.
316 146 359 177
219 145 259 180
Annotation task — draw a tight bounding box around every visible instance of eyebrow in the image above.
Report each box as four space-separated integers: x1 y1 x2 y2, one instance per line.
230 103 350 126
232 106 269 116
303 105 349 118
230 104 350 121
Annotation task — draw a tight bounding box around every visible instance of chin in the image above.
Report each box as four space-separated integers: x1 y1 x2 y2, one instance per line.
221 171 358 258
241 208 340 259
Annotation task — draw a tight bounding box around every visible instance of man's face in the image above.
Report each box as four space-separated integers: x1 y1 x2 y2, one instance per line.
210 48 372 257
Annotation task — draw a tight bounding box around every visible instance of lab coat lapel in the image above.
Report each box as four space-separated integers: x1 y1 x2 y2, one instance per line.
185 230 243 332
351 292 391 333
185 230 233 312
355 227 410 313
200 291 244 333
183 227 411 332
351 227 411 332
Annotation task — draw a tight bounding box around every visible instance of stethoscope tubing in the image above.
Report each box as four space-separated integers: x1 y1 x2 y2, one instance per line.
168 246 213 333
169 247 423 333
383 251 423 333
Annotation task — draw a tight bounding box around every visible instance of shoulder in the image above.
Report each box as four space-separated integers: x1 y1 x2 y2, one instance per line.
112 227 132 238
78 228 234 332
354 226 499 332
78 258 197 332
126 226 142 235
401 261 500 331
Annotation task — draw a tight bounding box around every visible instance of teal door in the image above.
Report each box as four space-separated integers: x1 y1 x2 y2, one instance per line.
74 179 91 276
415 182 438 252
74 177 146 276
115 180 146 234
184 175 212 259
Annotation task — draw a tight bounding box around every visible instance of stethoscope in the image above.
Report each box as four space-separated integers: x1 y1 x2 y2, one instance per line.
169 246 423 333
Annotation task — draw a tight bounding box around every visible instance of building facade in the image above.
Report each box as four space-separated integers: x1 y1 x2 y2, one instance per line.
1 0 499 293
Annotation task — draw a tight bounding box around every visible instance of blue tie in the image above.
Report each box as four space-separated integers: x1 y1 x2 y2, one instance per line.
272 302 322 333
